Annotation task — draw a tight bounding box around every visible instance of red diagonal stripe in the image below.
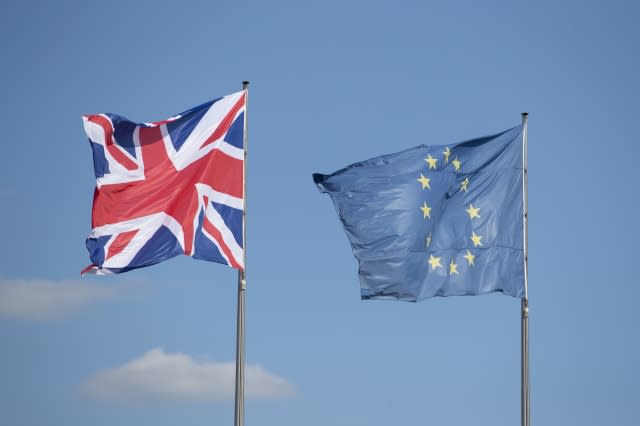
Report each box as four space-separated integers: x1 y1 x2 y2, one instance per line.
200 93 245 148
106 230 138 261
202 214 242 269
87 115 138 171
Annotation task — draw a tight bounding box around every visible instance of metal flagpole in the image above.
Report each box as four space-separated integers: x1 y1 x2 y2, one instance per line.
234 81 249 426
520 112 530 426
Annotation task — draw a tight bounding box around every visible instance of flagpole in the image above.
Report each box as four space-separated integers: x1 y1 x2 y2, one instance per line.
520 112 530 426
234 81 249 426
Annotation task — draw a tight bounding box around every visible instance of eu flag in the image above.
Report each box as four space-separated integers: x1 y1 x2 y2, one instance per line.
313 125 525 302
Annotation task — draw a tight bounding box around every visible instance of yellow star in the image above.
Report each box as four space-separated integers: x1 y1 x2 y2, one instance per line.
460 177 469 192
443 147 451 163
428 254 442 270
425 154 438 170
470 231 483 247
466 204 480 219
464 250 475 266
451 157 462 172
417 174 431 189
425 233 432 247
420 201 432 219
452 157 461 172
449 258 459 275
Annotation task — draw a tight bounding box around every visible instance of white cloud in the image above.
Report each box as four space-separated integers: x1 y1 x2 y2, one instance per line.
0 278 115 320
82 348 295 403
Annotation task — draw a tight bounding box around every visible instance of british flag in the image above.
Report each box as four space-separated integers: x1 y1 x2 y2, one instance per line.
81 90 246 275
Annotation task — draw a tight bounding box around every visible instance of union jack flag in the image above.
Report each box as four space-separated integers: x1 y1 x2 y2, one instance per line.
81 90 245 274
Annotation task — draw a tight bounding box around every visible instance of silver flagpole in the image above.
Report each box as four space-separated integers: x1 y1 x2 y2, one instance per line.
234 81 249 426
520 112 530 426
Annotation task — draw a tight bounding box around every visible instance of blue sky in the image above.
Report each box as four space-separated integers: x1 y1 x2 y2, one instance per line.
1 1 638 425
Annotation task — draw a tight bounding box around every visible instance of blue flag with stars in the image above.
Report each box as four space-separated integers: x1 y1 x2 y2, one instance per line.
313 125 525 302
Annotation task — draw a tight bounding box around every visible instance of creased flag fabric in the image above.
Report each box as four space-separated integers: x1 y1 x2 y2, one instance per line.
81 91 245 275
313 125 524 302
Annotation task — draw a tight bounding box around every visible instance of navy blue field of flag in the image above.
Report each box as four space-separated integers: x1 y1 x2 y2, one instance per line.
313 125 525 302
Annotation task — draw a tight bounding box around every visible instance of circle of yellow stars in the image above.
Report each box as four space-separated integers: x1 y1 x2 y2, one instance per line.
417 146 483 277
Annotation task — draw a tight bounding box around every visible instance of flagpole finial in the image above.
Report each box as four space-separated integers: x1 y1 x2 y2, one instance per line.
242 81 250 89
